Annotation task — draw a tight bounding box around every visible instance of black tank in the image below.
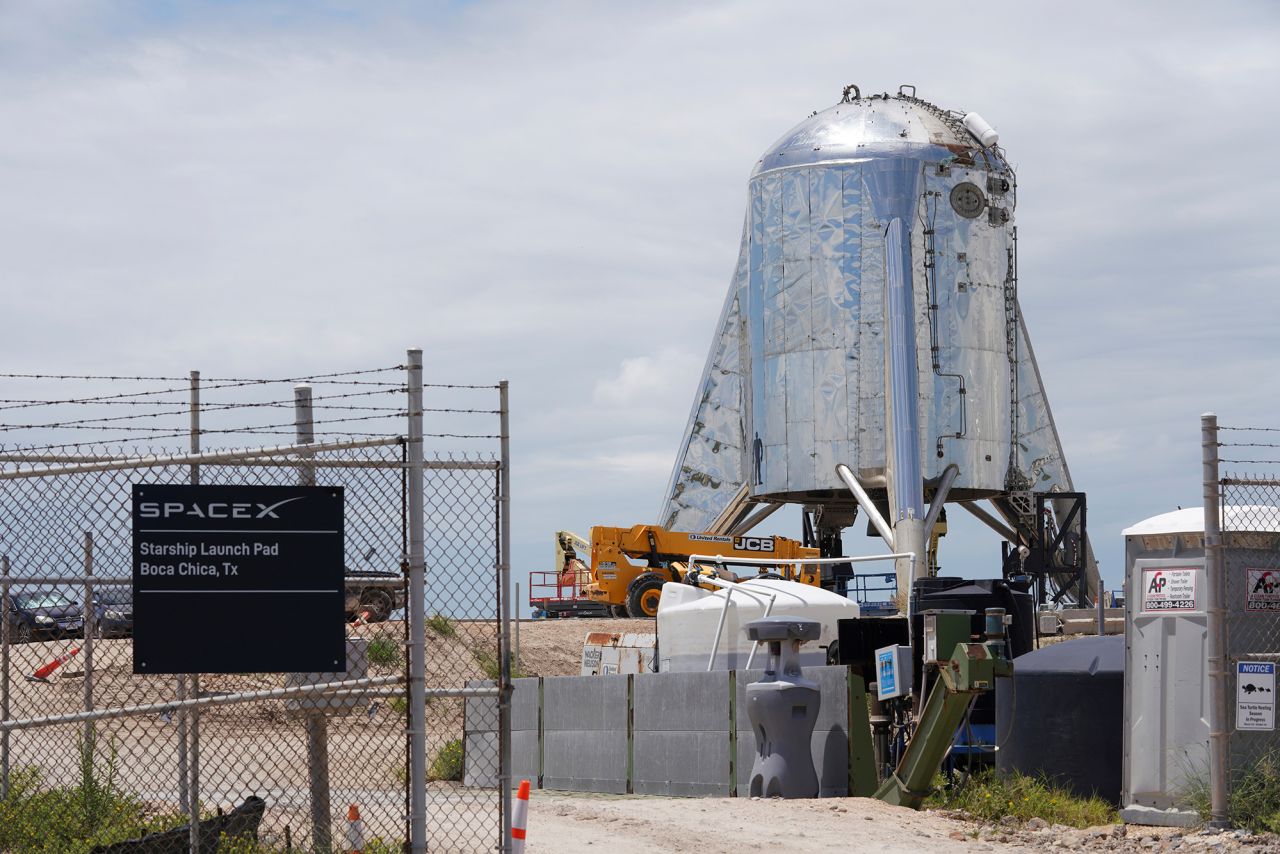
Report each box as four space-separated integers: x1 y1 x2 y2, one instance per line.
995 635 1124 804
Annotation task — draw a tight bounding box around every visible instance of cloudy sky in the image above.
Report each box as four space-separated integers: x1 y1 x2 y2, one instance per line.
2 1 1278 599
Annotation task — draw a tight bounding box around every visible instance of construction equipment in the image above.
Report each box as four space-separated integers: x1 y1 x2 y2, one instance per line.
586 525 820 618
529 531 612 618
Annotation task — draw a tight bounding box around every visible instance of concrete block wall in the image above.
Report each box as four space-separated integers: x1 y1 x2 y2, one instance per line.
468 666 856 798
541 675 630 794
632 670 732 797
463 679 499 788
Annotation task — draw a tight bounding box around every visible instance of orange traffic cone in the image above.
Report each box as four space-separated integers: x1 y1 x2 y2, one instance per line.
27 646 80 682
512 779 531 853
345 803 365 853
351 610 371 627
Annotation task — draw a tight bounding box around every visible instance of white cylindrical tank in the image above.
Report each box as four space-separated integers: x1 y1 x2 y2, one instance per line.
962 111 999 148
656 579 859 672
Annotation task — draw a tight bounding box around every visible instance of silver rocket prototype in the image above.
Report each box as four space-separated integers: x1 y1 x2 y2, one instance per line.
660 84 1097 604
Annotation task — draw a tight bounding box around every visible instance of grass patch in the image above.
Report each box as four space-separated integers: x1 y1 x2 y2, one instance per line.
1182 750 1280 833
425 614 456 638
926 770 1116 828
0 731 186 853
429 739 465 782
472 648 524 680
367 635 401 666
218 834 402 853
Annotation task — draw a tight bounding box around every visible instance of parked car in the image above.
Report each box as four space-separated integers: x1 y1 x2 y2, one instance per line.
4 589 83 643
89 585 133 638
345 570 405 622
344 548 405 623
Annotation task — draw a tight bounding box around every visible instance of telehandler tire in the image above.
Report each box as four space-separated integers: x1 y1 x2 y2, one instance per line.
608 604 628 618
625 573 665 619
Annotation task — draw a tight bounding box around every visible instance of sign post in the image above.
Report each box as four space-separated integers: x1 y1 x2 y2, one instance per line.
132 484 344 674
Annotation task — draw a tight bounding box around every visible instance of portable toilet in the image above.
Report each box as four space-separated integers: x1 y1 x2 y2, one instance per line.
1120 506 1280 826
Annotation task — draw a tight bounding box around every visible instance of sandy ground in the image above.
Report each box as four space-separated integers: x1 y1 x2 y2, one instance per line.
524 791 1036 853
524 792 1280 853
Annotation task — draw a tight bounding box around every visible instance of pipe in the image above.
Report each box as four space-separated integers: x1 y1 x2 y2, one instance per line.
707 484 752 535
923 464 959 539
883 216 925 526
728 502 783 537
957 501 1021 544
835 464 894 546
406 349 428 853
744 594 777 671
0 675 406 732
0 436 401 480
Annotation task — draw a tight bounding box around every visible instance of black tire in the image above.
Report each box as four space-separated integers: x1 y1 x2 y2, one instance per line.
625 573 665 619
14 621 32 644
608 605 628 619
359 589 394 622
825 640 841 666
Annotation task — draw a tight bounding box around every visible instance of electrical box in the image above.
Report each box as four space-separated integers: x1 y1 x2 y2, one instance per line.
875 644 913 701
922 610 973 664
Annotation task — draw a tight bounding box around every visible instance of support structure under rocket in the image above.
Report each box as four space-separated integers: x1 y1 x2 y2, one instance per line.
659 85 1098 605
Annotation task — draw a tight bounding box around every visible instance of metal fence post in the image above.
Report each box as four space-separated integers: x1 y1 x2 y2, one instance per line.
406 350 428 853
1203 412 1229 828
188 369 202 854
499 380 513 851
83 532 95 749
1 554 9 800
296 384 333 852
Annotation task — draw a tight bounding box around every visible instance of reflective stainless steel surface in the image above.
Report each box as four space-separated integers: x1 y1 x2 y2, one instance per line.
661 88 1081 551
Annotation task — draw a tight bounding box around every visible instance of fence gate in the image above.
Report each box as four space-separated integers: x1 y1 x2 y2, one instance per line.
0 353 511 853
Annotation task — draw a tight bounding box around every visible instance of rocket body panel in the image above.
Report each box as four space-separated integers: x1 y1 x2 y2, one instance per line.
661 92 1075 538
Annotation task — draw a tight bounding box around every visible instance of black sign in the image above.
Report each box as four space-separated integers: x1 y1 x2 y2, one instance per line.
132 484 344 674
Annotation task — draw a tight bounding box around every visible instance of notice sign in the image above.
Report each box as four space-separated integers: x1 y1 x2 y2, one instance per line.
1237 661 1276 731
132 484 344 674
1245 568 1280 613
1141 567 1198 613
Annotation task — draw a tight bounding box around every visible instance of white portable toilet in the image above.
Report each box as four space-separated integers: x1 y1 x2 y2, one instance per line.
1121 506 1280 826
1120 509 1209 826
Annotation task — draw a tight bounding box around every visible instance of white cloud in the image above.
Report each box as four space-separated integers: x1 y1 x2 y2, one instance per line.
1 0 1278 591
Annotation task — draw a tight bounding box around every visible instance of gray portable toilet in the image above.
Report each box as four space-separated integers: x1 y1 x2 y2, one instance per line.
1121 509 1209 826
1121 506 1280 826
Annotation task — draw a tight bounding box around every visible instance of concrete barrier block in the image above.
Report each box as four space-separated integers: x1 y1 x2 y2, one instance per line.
632 671 731 796
541 675 629 794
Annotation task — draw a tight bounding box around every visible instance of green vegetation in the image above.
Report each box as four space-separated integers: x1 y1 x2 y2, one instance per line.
429 739 465 782
473 648 525 680
1183 750 1280 833
425 614 457 638
0 732 185 853
926 770 1117 829
366 635 401 666
388 695 408 716
218 834 402 853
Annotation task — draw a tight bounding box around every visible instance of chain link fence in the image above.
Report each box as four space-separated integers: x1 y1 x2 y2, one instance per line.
1209 421 1280 818
0 358 510 853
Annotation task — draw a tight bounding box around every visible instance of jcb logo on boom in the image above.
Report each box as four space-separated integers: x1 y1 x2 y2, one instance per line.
733 536 775 552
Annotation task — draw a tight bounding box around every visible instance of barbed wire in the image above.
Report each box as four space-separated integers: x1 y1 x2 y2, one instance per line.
0 366 404 383
1221 460 1280 466
1220 426 1280 433
422 383 501 390
1220 442 1280 449
0 387 406 412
